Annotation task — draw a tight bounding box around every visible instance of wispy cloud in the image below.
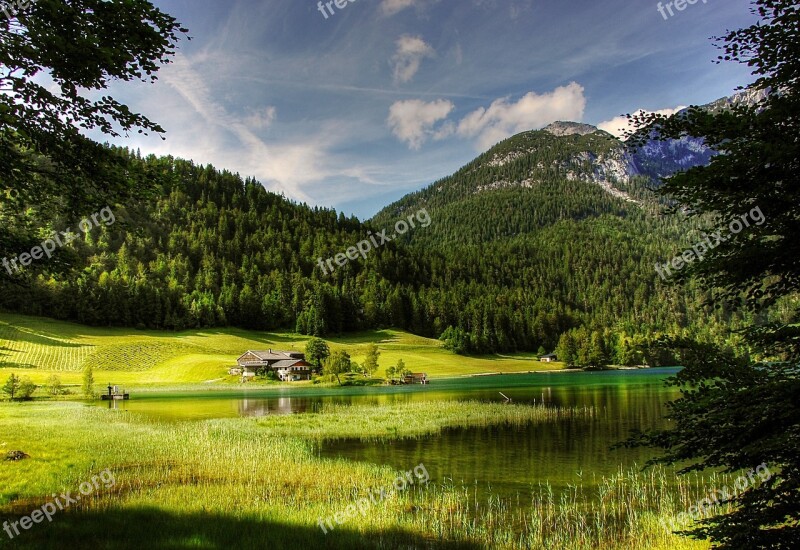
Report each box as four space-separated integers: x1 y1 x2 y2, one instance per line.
391 35 436 84
381 0 424 16
160 55 315 201
243 106 277 130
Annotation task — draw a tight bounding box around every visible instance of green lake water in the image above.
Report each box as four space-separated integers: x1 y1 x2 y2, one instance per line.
94 368 682 498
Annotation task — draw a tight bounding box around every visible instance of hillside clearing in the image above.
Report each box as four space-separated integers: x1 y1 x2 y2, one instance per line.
0 313 563 387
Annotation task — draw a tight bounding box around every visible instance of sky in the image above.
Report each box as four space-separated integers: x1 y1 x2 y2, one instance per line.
97 0 759 219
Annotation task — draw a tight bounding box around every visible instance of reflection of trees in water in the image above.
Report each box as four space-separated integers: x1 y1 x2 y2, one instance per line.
237 397 319 417
321 385 678 500
236 395 399 417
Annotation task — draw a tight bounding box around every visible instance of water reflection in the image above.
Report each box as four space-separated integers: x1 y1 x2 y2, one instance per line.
91 369 680 497
93 368 679 423
320 382 679 498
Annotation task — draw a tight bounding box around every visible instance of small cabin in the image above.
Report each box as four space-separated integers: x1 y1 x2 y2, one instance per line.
539 353 558 362
403 373 428 385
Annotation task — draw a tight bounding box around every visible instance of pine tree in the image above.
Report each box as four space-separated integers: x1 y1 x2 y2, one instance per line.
2 374 20 400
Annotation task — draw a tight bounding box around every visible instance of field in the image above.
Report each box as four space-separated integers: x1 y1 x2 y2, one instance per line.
1 313 721 549
0 313 564 388
0 400 717 550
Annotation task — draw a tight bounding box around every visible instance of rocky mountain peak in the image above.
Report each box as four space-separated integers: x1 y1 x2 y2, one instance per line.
543 121 600 137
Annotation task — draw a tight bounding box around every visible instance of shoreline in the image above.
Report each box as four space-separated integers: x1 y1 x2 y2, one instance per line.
463 365 653 378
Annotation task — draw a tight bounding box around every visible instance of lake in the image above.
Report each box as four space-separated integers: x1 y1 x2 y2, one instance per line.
94 368 681 498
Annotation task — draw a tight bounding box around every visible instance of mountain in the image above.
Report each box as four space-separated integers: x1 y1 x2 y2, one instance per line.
369 112 742 356
631 135 714 182
626 88 768 181
543 121 602 137
374 89 765 245
703 87 769 113
0 93 754 360
372 123 656 246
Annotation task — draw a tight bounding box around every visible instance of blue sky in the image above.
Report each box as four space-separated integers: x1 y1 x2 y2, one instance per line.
101 0 758 218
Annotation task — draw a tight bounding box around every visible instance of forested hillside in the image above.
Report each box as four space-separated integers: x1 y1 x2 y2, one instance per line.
0 150 430 336
372 125 746 359
0 128 744 361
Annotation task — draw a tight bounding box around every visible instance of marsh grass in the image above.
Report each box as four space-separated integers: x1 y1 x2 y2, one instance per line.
254 400 595 441
0 401 717 549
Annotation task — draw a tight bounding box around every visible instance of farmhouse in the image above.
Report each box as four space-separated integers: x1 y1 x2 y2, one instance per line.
403 372 428 385
230 349 315 381
539 353 558 362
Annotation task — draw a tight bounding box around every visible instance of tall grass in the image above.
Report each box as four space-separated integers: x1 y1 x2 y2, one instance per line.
0 401 717 549
401 468 717 549
254 400 595 441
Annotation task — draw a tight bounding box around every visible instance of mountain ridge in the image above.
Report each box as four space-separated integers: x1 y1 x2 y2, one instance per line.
373 89 765 230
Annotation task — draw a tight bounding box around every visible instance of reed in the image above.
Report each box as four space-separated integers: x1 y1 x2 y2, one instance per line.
0 401 717 549
254 400 595 441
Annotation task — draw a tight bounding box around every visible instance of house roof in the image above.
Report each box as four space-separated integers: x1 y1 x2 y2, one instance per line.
540 354 557 358
271 359 311 369
238 350 303 362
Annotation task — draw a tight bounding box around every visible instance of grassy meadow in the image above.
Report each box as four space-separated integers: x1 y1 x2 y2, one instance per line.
0 312 721 549
0 313 564 389
0 400 720 550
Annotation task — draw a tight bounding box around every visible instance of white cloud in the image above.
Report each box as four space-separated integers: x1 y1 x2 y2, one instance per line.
391 35 435 84
155 54 392 204
457 82 587 150
597 106 686 138
244 106 277 129
387 99 455 150
387 84 588 151
380 0 421 16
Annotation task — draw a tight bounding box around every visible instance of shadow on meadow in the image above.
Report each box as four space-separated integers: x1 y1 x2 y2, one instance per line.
0 507 481 549
174 329 300 346
327 330 398 345
0 318 89 348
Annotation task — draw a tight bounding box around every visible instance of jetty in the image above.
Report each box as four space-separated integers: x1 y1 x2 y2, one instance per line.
101 384 129 400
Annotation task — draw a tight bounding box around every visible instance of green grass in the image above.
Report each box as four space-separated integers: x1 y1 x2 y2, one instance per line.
253 400 594 441
0 401 716 549
0 313 564 388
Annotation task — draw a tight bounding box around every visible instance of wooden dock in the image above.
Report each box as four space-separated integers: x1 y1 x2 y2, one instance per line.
101 393 129 400
101 384 129 400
